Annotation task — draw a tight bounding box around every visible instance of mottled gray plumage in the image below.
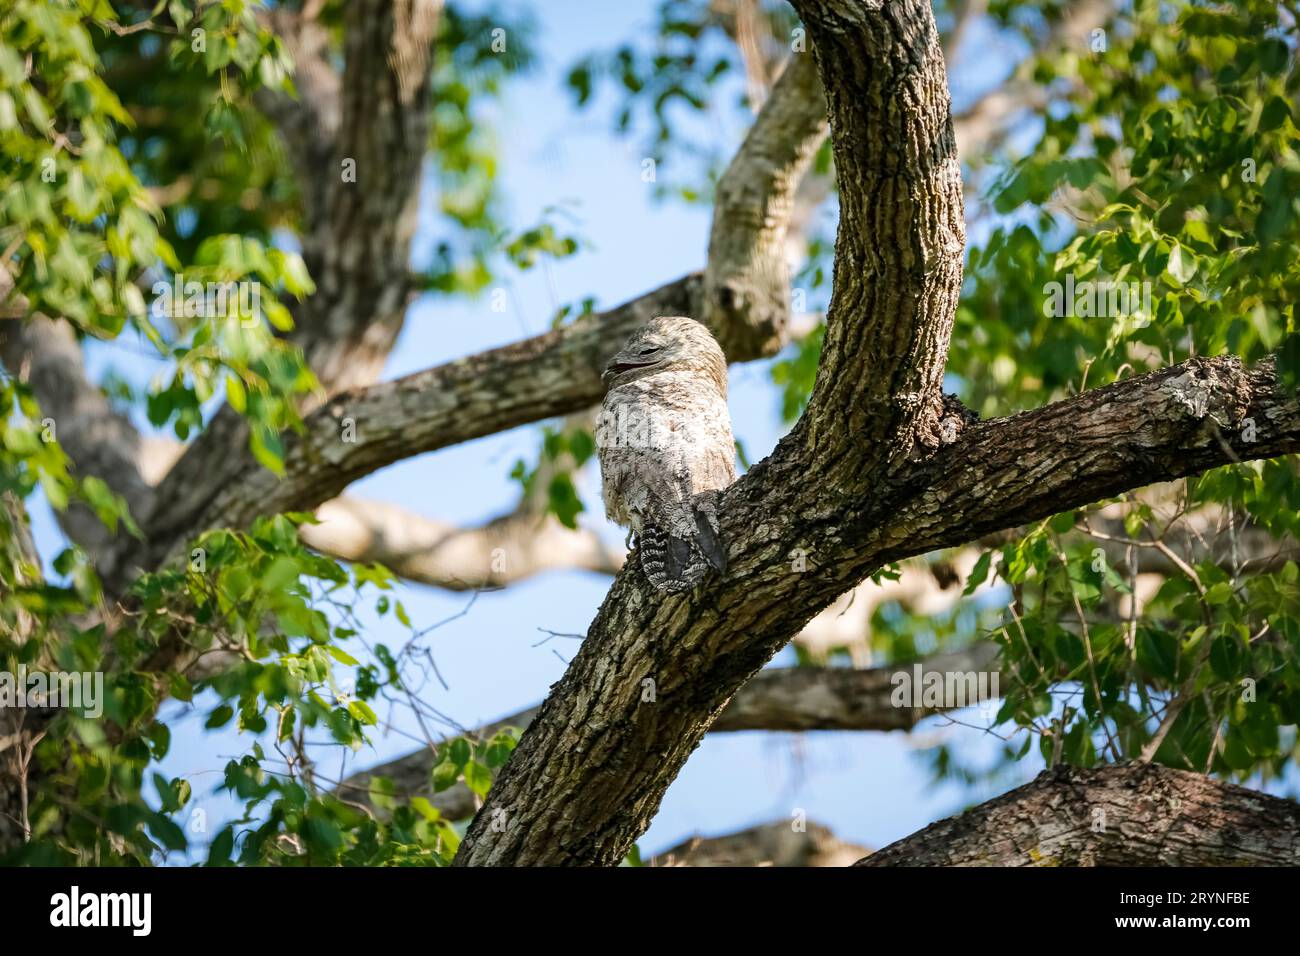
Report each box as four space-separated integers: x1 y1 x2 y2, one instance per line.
597 316 736 592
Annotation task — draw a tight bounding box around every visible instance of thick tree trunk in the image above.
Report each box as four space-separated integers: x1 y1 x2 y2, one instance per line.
860 763 1300 867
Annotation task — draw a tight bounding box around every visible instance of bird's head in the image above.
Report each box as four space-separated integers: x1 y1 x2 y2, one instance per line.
601 316 728 396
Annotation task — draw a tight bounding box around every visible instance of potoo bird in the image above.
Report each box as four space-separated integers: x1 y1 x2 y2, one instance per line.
597 316 736 593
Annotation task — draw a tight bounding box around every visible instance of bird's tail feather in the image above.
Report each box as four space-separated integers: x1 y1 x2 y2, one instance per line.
640 501 725 593
639 525 707 593
692 503 726 574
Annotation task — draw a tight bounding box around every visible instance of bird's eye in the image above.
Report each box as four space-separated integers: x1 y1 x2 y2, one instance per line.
638 346 661 356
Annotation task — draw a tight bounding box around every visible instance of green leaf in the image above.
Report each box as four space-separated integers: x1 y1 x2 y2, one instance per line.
368 775 395 811
1209 634 1243 681
1048 511 1076 533
326 646 358 666
154 774 192 812
1137 628 1179 683
411 797 441 822
347 700 377 726
964 551 992 595
447 737 471 768
1204 582 1234 605
206 827 235 866
147 814 187 852
431 759 460 793
464 761 493 798
262 557 300 593
546 473 584 529
226 374 247 413
249 427 285 476
205 704 234 729
484 733 517 768
169 673 193 702
1165 243 1197 285
1259 95 1291 132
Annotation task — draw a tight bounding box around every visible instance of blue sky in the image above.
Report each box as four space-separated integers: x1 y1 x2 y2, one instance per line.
25 0 1038 861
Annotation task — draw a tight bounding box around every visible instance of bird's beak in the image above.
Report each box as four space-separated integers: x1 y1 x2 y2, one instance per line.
601 350 653 384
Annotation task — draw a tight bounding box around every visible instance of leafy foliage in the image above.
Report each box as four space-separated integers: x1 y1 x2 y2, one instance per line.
510 421 597 530
0 0 514 865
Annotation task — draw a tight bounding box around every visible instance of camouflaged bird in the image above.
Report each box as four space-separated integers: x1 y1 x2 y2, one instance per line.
597 316 736 593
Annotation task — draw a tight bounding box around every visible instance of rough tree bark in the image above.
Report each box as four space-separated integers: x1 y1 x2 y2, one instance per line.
859 763 1300 866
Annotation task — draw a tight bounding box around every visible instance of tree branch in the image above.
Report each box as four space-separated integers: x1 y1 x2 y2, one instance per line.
875 358 1297 562
124 274 698 590
858 762 1300 866
797 0 966 481
299 497 625 590
653 818 870 866
336 643 1000 820
249 0 443 392
287 0 443 393
702 50 828 358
